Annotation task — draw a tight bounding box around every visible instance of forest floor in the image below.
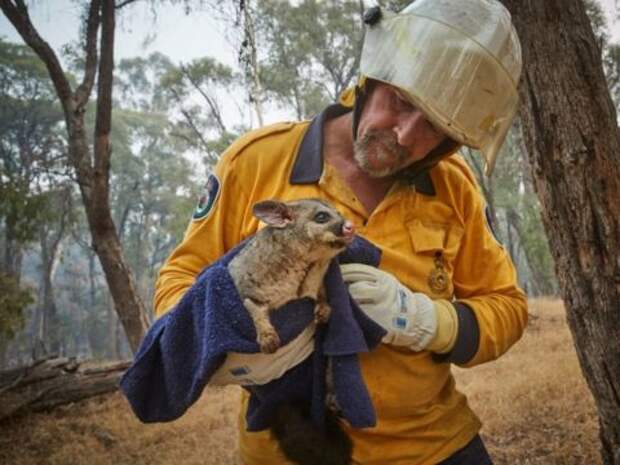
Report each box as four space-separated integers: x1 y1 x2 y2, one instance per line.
0 298 602 465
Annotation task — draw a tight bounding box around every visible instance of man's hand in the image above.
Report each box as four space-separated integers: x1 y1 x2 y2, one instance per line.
341 264 458 353
209 323 315 386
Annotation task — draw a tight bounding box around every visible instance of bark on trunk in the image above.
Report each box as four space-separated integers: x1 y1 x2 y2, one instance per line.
501 1 620 462
0 356 129 421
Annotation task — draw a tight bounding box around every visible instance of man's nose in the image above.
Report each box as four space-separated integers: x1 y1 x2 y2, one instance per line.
393 110 434 147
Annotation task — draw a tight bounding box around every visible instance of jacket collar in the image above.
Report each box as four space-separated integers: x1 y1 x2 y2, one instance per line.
289 104 436 196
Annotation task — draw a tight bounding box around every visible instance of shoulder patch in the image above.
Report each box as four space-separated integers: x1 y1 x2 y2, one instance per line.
192 174 221 221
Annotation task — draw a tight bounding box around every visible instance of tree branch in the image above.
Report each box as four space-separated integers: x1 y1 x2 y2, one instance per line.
180 65 228 135
179 108 217 159
166 84 218 160
75 0 102 109
0 0 73 112
169 130 198 147
115 0 142 9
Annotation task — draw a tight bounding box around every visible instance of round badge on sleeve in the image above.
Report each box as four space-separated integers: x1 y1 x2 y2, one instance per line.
192 174 221 221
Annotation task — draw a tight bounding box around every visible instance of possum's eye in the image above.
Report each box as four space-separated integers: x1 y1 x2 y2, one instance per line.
313 211 332 224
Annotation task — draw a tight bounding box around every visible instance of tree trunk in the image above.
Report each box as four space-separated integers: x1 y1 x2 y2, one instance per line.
0 0 150 353
240 0 265 126
0 356 130 421
85 250 98 357
2 220 23 284
115 318 124 360
462 148 502 241
38 211 66 356
501 1 620 462
505 218 516 268
506 207 555 296
32 289 46 360
107 295 118 359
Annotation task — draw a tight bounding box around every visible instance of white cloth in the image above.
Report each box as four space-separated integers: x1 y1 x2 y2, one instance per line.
341 264 437 351
209 323 316 386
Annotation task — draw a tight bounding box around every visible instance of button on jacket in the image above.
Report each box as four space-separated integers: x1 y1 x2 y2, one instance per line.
154 104 527 465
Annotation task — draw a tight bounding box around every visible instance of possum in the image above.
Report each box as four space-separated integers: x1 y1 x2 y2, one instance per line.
228 198 355 353
228 198 356 465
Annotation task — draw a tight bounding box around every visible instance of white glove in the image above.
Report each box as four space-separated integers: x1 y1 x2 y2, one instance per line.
341 263 439 351
209 323 315 386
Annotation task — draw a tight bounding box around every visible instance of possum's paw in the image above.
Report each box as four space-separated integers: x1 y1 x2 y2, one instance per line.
259 329 281 353
314 302 331 324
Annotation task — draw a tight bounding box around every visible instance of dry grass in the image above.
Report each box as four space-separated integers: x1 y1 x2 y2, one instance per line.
457 298 602 465
0 299 602 465
0 384 242 465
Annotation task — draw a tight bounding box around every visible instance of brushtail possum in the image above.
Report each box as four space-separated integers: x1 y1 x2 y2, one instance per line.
228 198 356 465
228 198 355 353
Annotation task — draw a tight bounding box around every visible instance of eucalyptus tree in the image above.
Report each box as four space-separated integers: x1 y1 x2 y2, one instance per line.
155 54 240 164
0 272 32 365
34 186 75 357
0 38 73 362
111 56 201 317
108 110 197 309
0 39 66 282
501 0 620 461
0 0 150 352
255 0 365 119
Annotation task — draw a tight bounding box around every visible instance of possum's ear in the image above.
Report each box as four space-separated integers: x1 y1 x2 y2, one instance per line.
253 200 293 228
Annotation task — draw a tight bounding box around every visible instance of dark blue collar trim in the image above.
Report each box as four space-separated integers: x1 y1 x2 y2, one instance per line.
290 104 350 185
408 171 436 196
289 104 436 196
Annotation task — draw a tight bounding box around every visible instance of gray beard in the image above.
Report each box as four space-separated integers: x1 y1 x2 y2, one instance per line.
353 141 410 178
353 130 410 178
353 149 398 178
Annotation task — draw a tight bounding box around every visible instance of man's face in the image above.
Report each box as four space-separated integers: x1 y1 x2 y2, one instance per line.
353 82 446 178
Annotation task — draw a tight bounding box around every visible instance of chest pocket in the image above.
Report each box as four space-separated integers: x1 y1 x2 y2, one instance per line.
407 219 464 299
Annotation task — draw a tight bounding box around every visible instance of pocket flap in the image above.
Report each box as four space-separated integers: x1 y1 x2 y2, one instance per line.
407 219 447 253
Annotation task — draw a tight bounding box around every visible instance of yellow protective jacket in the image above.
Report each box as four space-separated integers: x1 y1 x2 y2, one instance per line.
154 104 527 465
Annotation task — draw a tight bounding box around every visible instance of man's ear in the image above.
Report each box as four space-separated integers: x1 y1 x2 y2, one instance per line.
252 200 294 228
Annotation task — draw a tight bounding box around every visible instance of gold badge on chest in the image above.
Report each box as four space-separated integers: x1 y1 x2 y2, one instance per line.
428 251 449 294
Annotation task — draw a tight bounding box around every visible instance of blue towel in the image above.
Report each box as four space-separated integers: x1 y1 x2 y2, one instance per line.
120 236 386 432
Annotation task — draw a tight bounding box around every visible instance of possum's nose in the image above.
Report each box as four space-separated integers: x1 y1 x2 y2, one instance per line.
342 221 355 238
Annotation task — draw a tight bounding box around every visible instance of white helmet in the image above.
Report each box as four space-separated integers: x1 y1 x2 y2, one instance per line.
360 0 522 175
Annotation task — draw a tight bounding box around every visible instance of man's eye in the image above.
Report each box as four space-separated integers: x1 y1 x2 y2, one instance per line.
393 92 414 111
314 211 331 223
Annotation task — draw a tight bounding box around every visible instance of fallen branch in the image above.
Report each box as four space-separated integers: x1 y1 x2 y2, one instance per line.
0 356 130 421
